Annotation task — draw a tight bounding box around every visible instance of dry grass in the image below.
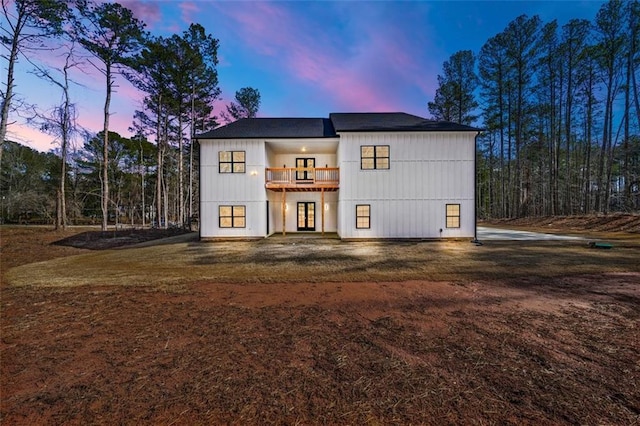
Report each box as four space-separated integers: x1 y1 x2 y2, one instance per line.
5 233 640 288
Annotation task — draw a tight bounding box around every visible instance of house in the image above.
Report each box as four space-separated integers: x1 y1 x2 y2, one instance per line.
196 112 480 240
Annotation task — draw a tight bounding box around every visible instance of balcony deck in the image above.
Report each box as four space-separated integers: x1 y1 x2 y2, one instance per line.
265 167 339 191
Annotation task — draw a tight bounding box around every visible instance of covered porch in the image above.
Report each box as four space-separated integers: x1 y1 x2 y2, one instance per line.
266 182 339 237
264 138 339 237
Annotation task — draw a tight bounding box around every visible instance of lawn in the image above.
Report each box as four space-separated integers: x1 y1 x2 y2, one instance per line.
1 224 639 425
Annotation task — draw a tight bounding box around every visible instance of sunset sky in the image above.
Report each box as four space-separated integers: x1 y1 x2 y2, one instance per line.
4 0 606 152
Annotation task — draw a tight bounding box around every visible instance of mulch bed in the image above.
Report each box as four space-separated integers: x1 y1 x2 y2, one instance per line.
52 228 194 250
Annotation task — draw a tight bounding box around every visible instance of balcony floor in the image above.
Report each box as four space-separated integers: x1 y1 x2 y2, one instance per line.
265 183 339 192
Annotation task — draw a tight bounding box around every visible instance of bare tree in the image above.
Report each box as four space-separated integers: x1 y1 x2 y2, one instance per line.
75 0 146 231
30 43 82 229
0 0 69 167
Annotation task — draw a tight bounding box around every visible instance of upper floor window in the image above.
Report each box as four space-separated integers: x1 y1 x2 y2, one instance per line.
361 145 389 170
446 204 460 228
219 151 245 173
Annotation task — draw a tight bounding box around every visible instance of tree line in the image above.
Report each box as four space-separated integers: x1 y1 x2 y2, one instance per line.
3 0 638 228
1 0 260 229
2 134 151 226
429 0 639 218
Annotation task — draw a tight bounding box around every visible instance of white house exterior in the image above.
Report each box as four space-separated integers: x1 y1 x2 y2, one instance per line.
197 113 480 240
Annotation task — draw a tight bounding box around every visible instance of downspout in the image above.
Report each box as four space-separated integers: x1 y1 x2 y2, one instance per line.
472 131 481 245
196 137 201 241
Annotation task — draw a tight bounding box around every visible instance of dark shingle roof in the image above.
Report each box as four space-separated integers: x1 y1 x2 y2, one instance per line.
196 118 335 139
329 112 481 132
196 113 480 139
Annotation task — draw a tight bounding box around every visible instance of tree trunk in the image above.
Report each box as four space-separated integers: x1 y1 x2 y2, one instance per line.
156 95 163 229
488 133 495 217
583 69 595 214
163 165 169 229
506 84 513 218
101 64 112 231
515 70 522 218
60 135 67 229
595 84 611 213
178 114 184 228
140 147 145 227
55 189 62 230
0 12 24 169
189 84 195 230
633 49 640 136
623 16 634 210
60 58 71 230
162 114 169 229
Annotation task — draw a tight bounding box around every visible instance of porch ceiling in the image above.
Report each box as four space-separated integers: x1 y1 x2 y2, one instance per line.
266 139 339 154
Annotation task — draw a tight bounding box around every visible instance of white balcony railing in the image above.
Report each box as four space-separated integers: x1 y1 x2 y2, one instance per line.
265 167 339 187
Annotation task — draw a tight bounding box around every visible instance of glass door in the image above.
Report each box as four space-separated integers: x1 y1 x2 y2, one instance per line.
296 158 315 181
297 202 315 231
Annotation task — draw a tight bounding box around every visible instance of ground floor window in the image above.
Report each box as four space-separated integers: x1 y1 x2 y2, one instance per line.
219 205 246 228
356 204 370 229
446 204 460 228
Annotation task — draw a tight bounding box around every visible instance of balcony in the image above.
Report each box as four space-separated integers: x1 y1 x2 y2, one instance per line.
265 167 339 191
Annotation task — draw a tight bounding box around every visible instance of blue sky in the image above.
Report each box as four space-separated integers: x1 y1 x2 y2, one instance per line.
4 0 605 152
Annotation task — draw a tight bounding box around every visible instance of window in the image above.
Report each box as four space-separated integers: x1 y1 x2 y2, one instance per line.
219 151 245 173
296 158 315 180
361 145 389 170
446 204 460 228
219 205 246 228
356 204 370 229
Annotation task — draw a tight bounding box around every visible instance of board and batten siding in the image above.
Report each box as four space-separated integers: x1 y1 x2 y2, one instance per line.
200 139 267 238
337 131 476 239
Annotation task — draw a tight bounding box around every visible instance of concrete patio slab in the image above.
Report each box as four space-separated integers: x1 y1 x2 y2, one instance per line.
477 226 586 241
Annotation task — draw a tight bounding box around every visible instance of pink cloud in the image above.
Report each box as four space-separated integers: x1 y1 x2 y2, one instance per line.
220 2 290 57
6 123 58 153
166 23 181 34
215 2 437 115
120 1 162 29
179 2 200 25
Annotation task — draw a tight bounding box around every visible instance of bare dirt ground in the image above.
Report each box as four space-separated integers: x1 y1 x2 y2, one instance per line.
482 212 640 237
1 219 639 425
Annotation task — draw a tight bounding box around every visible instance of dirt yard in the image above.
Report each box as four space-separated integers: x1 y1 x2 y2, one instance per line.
1 221 639 425
482 212 640 236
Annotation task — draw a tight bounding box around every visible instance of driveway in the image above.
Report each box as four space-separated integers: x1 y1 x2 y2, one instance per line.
477 226 586 241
